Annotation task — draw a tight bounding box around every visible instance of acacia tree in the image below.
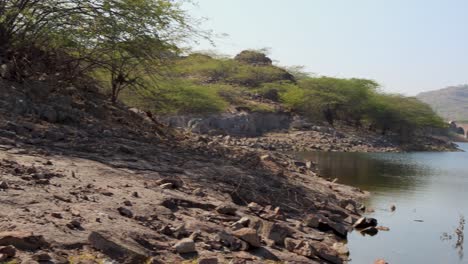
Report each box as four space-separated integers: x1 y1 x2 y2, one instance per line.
0 0 205 102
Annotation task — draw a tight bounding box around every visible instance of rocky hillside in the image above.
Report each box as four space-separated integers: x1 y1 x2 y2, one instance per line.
417 85 468 121
0 79 388 264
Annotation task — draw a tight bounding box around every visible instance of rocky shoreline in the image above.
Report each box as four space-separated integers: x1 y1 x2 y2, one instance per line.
0 79 455 264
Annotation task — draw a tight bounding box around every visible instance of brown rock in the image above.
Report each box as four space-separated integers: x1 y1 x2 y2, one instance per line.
232 228 261 248
88 231 149 263
0 231 49 251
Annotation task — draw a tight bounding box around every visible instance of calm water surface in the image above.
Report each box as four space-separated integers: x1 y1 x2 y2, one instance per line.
297 143 468 264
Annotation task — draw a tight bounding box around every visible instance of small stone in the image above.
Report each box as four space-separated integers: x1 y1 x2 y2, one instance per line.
123 200 132 206
51 212 63 219
71 210 81 217
232 228 261 248
118 207 133 218
132 192 140 198
376 226 390 231
102 191 114 196
174 238 196 254
67 219 83 230
390 204 396 212
0 181 8 190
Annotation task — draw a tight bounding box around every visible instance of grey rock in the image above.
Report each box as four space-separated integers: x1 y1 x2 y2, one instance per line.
174 238 196 254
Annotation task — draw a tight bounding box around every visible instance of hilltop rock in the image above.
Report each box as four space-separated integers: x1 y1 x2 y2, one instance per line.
234 50 273 66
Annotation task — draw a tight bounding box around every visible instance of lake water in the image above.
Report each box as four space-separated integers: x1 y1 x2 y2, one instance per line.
297 143 468 264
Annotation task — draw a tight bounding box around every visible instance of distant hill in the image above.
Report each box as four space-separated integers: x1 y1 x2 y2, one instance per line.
417 85 468 122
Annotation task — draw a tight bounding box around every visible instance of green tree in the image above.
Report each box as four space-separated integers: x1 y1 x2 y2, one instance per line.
0 0 204 102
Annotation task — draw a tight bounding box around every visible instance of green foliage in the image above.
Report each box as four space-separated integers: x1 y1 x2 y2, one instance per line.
280 76 444 136
281 77 379 125
366 94 446 135
121 79 229 115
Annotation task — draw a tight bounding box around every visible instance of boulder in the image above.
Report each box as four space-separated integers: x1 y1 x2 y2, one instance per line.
88 231 149 263
0 231 49 251
304 214 348 238
232 228 261 248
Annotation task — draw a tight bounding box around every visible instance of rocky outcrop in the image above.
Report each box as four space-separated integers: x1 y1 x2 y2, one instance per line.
163 112 293 136
234 50 273 66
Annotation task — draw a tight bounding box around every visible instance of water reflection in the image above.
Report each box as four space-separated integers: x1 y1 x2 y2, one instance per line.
295 143 468 263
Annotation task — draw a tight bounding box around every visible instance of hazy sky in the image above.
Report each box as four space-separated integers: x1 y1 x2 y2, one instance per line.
188 0 468 95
